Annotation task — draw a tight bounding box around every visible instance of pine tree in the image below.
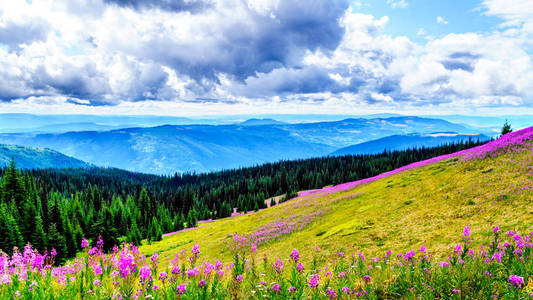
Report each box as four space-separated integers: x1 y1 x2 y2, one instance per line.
47 223 67 262
130 221 142 246
186 208 198 228
2 160 25 209
30 214 48 251
20 195 36 242
151 217 162 242
501 120 513 136
179 213 186 230
137 188 152 231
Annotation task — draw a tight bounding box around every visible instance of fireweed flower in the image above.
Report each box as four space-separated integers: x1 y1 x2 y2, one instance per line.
139 265 151 282
493 226 500 233
508 275 524 288
308 274 319 287
185 268 199 277
463 226 471 240
326 288 337 299
171 265 181 275
191 244 200 256
158 271 167 283
96 236 104 249
88 247 98 256
235 275 243 282
296 263 305 272
363 275 372 283
198 280 206 288
81 238 89 249
288 286 296 293
290 249 299 262
92 264 103 276
273 258 283 273
150 253 159 265
271 283 281 293
341 287 351 294
438 261 450 268
176 284 187 295
251 244 257 253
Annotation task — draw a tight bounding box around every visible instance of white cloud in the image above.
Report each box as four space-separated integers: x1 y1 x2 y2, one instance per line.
436 16 448 24
386 0 408 9
0 0 532 115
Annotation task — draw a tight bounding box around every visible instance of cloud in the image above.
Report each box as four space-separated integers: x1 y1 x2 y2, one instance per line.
103 0 210 12
0 19 50 52
386 0 408 9
0 0 532 113
436 16 448 24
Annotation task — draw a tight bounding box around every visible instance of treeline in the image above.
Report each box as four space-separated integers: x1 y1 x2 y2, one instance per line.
0 139 487 260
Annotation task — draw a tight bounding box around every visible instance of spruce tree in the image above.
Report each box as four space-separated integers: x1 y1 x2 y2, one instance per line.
47 223 68 262
151 217 162 242
2 160 25 209
30 214 48 251
501 120 512 136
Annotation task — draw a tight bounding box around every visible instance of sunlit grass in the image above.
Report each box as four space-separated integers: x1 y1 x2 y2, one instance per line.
141 142 533 268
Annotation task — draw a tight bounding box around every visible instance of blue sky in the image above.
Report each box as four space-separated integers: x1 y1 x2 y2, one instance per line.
0 0 532 116
352 0 502 42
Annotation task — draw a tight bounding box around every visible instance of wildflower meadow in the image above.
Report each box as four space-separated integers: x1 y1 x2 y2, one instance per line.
0 226 532 299
1 127 533 299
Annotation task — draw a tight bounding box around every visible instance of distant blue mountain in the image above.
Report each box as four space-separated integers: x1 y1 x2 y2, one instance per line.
331 133 491 156
0 144 90 169
0 125 333 174
0 114 198 133
0 116 485 174
239 118 286 126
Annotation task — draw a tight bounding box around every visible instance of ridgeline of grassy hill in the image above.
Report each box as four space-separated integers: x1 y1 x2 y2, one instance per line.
0 143 90 169
140 128 533 266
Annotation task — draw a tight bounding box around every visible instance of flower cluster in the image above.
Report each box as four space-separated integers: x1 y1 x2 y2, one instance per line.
0 224 531 299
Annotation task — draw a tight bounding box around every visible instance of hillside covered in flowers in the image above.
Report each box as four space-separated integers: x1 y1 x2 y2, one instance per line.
1 127 533 298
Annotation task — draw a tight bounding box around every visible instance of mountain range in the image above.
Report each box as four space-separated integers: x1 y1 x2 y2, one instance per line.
0 116 490 174
331 132 490 156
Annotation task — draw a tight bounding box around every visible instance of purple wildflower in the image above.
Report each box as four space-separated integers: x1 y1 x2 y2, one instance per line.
508 275 524 288
290 249 299 262
271 283 281 294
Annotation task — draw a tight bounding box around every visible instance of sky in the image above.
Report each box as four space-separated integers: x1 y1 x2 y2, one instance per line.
0 0 532 116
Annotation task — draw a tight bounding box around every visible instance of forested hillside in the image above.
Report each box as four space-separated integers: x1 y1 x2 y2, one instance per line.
0 139 486 261
0 144 90 169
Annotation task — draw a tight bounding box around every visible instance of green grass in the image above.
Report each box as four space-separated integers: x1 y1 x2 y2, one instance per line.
140 145 533 267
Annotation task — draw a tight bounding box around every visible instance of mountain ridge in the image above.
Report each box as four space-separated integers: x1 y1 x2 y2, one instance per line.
331 132 491 156
0 144 90 169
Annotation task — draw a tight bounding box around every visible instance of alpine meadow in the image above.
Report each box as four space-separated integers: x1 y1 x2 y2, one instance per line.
0 0 533 299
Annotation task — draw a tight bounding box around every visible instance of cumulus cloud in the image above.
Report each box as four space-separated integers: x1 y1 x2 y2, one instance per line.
0 0 532 113
0 19 50 52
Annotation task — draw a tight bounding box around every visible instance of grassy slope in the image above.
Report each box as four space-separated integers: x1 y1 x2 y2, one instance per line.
0 143 90 169
140 139 533 267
